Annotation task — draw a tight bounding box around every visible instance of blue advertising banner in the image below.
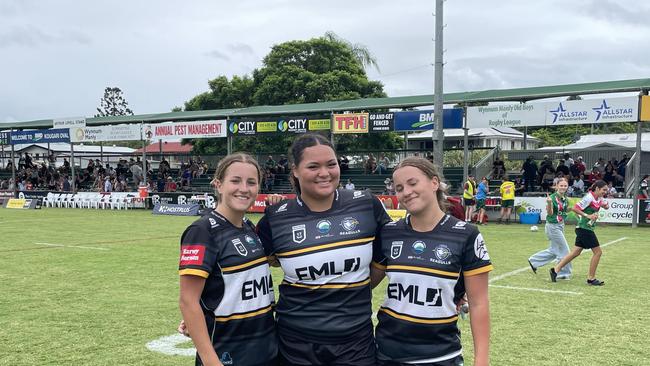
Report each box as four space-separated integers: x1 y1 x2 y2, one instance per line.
10 128 71 144
393 109 463 131
0 131 10 145
152 203 201 216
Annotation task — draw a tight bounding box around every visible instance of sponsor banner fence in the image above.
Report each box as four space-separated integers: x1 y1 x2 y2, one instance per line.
149 192 217 208
228 116 330 136
393 109 464 131
515 197 634 224
143 120 227 140
152 203 200 216
71 124 142 143
5 198 39 209
332 113 369 134
10 128 71 145
467 96 639 129
369 113 394 132
17 191 49 199
0 131 10 145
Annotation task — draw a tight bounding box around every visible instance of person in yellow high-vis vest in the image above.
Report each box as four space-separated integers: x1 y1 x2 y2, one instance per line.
498 175 516 224
463 174 477 223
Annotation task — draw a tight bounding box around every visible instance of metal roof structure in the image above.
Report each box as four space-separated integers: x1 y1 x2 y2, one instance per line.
3 78 650 130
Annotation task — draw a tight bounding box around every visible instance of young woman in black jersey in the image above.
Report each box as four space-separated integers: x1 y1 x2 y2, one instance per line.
257 133 391 366
178 153 277 366
371 157 492 366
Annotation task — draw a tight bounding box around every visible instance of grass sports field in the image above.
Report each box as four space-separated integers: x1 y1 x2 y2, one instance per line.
1 208 649 366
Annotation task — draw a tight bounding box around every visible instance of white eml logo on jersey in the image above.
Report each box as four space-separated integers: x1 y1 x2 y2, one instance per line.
474 233 490 260
292 224 306 244
353 191 365 199
391 241 403 259
276 203 288 213
232 238 248 256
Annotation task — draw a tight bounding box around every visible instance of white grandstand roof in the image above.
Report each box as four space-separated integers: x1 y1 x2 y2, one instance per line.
407 127 539 140
538 133 650 152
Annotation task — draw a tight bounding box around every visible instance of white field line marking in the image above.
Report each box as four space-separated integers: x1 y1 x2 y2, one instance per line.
35 242 109 251
489 267 529 283
490 284 583 295
489 237 628 284
146 333 195 356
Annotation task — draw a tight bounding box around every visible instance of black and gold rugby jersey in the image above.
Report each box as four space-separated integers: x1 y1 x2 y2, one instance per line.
373 214 493 364
257 189 391 343
179 210 277 366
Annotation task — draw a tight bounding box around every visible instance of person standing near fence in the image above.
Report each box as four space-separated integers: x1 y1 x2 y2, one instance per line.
551 180 610 286
527 177 572 279
475 177 490 225
178 153 278 366
463 174 477 223
497 176 515 224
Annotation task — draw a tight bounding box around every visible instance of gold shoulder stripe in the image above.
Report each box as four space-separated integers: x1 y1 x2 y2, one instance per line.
380 308 458 324
221 257 268 272
464 264 494 277
371 261 386 270
276 237 374 257
179 268 209 278
387 265 459 278
214 305 273 322
286 278 370 290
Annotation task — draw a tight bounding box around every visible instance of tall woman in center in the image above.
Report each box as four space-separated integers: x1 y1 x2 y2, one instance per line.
257 133 391 366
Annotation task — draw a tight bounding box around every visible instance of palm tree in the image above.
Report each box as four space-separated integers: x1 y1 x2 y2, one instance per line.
324 31 380 72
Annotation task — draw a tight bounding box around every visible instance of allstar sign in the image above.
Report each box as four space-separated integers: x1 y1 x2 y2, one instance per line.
549 103 567 124
592 100 610 122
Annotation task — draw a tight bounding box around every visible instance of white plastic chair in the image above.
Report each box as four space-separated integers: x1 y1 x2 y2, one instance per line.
88 193 102 209
55 193 68 208
98 194 111 209
45 192 57 208
76 193 90 208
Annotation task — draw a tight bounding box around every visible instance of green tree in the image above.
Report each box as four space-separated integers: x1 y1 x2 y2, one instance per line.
95 87 134 117
323 31 380 72
92 87 140 149
526 122 638 147
183 33 396 155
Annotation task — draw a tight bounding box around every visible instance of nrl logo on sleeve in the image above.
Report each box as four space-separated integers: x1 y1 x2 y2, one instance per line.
391 241 403 259
208 217 220 228
292 224 306 244
232 238 248 256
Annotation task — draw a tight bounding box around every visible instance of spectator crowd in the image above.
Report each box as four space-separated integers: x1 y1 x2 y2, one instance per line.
519 153 630 197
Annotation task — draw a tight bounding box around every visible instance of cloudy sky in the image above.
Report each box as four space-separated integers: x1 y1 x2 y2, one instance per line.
1 0 649 123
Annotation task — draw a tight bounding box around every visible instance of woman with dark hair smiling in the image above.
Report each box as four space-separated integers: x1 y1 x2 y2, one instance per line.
257 133 391 365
